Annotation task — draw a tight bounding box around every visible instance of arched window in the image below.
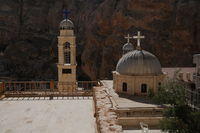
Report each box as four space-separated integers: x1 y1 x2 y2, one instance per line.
64 42 70 64
122 82 127 92
141 84 147 93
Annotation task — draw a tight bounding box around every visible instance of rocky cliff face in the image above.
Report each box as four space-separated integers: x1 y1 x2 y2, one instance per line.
0 0 199 80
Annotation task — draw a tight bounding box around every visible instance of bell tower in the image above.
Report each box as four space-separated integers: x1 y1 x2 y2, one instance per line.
57 10 77 92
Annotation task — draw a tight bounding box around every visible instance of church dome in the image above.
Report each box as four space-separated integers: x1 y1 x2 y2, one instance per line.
116 50 162 76
60 19 74 30
123 42 134 51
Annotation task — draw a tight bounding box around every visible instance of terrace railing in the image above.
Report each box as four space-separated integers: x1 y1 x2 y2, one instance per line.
3 81 56 92
78 81 100 90
0 80 101 97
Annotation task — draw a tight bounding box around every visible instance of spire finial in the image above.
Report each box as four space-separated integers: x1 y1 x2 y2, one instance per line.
63 9 70 19
124 34 132 43
133 31 145 50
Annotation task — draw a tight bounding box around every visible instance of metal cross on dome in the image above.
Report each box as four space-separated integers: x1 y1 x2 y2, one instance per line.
63 9 70 19
124 34 132 43
133 31 145 48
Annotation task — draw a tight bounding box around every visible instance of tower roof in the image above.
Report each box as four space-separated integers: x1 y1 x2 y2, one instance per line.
116 50 162 76
123 42 134 51
60 19 74 30
60 9 74 30
116 31 162 76
123 34 134 54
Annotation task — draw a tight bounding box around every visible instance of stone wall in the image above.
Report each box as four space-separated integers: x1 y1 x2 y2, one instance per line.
0 0 199 80
93 86 122 133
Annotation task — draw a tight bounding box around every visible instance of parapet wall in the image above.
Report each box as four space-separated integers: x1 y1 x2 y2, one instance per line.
93 86 122 133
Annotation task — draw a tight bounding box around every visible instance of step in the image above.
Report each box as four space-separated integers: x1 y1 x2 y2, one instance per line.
118 116 163 129
116 107 164 117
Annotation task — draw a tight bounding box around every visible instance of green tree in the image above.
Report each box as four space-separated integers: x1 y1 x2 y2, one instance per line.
153 79 186 106
153 79 200 133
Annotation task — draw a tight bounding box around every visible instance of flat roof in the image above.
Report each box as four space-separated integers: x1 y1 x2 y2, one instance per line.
0 97 95 133
101 80 162 109
124 129 162 133
114 96 161 108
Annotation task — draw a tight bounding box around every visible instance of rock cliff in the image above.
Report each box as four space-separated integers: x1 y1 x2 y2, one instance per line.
0 0 199 80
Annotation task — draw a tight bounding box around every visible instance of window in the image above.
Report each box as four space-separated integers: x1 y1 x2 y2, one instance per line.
122 82 127 92
126 112 131 116
141 84 147 93
62 69 72 74
64 42 70 64
158 82 162 90
158 82 161 87
190 83 196 90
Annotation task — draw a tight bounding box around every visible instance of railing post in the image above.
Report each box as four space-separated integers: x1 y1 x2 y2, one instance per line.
0 82 5 95
2 82 5 93
0 82 3 94
50 80 54 91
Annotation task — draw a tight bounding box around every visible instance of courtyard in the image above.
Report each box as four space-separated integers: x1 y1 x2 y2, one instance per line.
0 97 95 133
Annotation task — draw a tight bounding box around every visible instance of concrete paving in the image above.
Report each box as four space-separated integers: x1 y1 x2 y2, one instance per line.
124 129 163 133
101 80 161 108
0 97 95 133
114 97 159 108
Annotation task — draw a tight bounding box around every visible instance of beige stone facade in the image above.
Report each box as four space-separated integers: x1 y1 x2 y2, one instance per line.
113 72 165 96
57 22 77 92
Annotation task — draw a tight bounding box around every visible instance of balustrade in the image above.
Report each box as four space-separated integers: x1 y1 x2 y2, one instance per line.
0 80 101 97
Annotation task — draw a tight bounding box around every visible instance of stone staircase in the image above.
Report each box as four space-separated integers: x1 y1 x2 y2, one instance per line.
115 107 164 129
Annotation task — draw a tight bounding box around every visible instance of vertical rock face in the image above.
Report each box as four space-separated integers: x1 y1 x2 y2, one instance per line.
0 0 199 80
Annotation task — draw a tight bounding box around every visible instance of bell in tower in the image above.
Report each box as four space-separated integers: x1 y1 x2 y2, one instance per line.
57 10 77 92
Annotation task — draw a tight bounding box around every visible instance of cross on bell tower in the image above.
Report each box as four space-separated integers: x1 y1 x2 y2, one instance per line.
124 34 132 43
63 9 70 19
133 31 145 50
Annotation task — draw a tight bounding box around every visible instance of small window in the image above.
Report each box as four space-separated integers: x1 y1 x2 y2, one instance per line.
190 83 196 90
158 82 161 87
126 112 131 116
141 84 147 93
158 82 162 90
62 69 72 74
64 42 70 49
122 82 127 92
